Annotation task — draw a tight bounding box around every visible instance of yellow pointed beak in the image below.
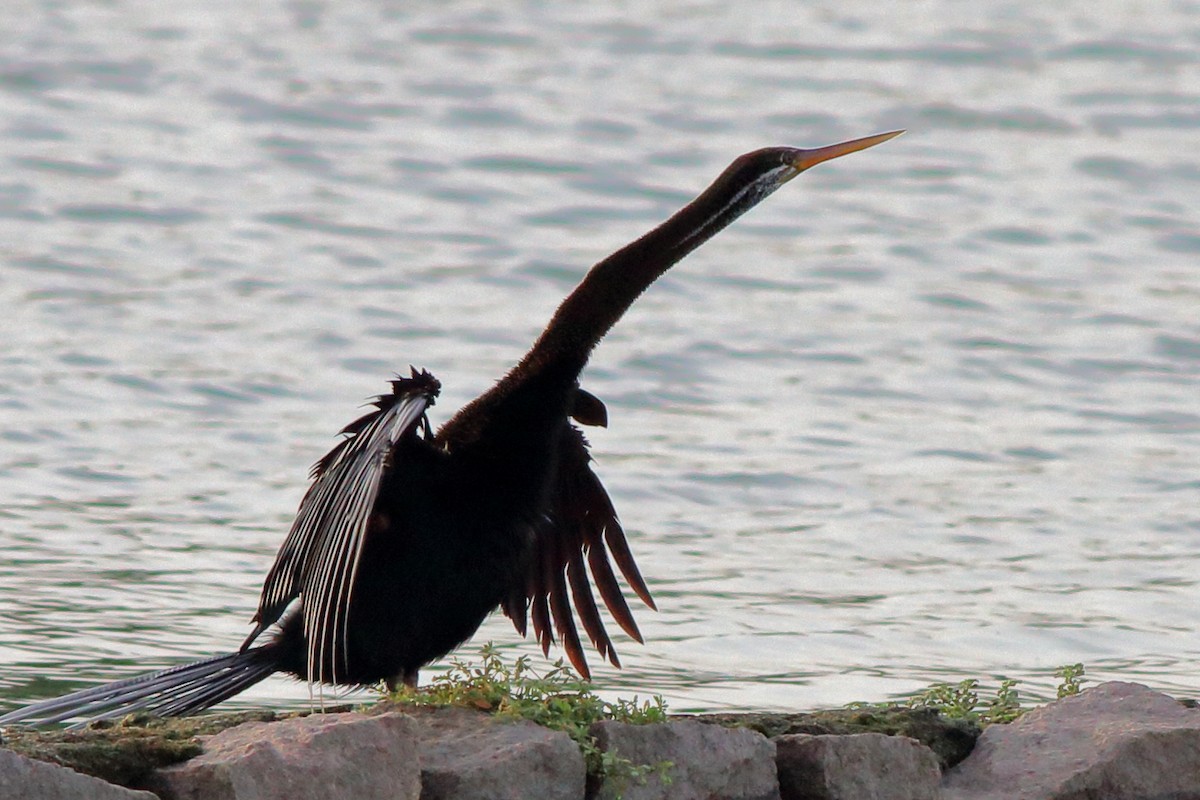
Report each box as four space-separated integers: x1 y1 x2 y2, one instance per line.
790 130 904 172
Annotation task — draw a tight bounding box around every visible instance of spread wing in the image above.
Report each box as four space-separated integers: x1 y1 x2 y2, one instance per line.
502 391 656 679
242 368 441 685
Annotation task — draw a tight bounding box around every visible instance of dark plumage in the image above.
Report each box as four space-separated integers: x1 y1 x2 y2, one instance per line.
0 131 901 725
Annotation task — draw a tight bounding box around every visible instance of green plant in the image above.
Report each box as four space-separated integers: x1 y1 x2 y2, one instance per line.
390 644 670 793
907 678 1024 724
1054 663 1085 698
987 679 1023 723
884 665 1089 726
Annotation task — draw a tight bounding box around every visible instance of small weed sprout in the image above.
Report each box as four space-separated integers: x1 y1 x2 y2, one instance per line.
1054 663 1085 698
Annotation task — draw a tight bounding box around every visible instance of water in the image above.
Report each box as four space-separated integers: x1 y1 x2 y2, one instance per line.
1 0 1198 715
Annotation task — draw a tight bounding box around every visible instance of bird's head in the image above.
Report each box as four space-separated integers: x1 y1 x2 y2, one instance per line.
723 129 905 206
674 129 904 251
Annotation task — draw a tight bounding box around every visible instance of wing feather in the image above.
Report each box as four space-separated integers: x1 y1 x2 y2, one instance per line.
243 369 440 686
531 591 553 655
587 541 644 643
566 545 616 666
602 517 656 609
509 395 655 678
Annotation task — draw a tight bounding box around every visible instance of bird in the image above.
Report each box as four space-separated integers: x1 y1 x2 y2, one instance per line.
0 130 902 726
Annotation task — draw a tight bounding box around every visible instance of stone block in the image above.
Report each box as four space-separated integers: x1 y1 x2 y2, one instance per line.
152 711 420 800
0 746 158 800
590 719 780 800
775 732 941 800
943 681 1200 800
416 707 585 800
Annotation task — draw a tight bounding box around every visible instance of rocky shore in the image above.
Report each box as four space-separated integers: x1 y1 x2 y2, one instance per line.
2 681 1198 799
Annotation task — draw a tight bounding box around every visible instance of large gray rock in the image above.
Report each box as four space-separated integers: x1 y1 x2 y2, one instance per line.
943 681 1200 800
151 711 420 800
775 732 942 800
590 719 780 800
0 747 158 800
416 706 585 800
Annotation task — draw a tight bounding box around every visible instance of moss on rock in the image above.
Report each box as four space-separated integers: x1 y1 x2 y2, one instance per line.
2 710 281 788
690 706 980 769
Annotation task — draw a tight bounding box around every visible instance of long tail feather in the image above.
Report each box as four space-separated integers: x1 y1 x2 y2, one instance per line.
0 647 278 727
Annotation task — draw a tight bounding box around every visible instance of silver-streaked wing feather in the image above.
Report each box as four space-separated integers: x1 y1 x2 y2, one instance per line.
243 370 440 686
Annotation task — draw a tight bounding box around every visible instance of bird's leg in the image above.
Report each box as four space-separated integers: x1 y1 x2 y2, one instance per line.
385 668 419 693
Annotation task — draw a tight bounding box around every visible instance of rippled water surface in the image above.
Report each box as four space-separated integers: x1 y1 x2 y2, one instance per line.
1 0 1198 714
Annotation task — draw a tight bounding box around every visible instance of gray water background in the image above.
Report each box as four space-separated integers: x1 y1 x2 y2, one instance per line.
1 0 1198 713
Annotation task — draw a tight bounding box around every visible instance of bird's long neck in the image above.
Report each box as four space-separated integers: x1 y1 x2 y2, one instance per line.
439 154 786 449
517 166 768 377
